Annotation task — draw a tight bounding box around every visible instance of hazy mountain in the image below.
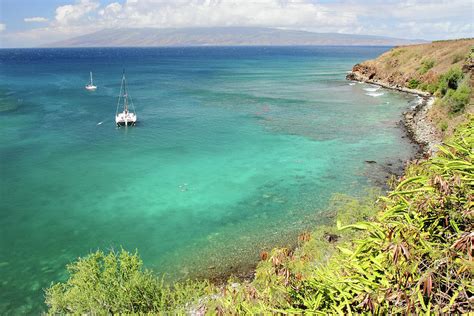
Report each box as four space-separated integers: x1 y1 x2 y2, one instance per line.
44 27 425 47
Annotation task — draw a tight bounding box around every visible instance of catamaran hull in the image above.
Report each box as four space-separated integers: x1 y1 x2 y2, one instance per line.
115 112 137 126
116 121 136 126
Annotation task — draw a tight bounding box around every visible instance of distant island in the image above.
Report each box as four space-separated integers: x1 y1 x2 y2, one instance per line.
43 27 425 47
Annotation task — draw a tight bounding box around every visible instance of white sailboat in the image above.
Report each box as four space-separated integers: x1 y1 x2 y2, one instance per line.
85 71 97 91
115 71 137 126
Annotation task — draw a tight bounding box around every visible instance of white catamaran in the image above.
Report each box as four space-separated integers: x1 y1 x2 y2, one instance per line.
85 71 97 91
115 71 137 126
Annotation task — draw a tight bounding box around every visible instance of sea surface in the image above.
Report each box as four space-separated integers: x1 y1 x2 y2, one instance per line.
0 46 418 314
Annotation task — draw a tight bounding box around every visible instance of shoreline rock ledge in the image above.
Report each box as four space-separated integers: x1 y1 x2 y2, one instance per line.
346 66 442 155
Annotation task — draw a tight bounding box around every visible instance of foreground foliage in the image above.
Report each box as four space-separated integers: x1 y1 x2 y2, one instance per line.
45 250 212 314
46 118 473 314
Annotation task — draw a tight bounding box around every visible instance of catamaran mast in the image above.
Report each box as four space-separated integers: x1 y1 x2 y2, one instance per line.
122 71 128 113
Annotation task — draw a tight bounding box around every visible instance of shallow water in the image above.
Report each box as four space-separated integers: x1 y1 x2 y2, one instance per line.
0 46 418 313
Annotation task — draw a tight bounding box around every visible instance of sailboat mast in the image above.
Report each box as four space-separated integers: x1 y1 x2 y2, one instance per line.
90 71 93 85
122 72 128 113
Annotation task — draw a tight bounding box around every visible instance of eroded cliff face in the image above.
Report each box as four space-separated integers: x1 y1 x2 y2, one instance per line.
347 39 474 91
346 61 431 96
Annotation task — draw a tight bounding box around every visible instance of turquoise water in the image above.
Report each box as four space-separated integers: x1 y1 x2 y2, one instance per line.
0 46 418 313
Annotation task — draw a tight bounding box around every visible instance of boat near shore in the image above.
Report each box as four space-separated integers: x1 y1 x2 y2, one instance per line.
115 71 137 126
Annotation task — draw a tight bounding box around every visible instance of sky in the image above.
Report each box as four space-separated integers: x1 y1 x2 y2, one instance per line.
0 0 472 47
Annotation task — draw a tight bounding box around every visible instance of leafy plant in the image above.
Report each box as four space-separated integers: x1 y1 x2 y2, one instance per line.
438 67 464 95
420 82 439 94
442 82 471 113
408 78 420 89
419 59 435 74
45 249 212 314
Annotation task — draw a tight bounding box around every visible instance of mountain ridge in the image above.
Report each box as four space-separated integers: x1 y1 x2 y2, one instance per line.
44 27 426 47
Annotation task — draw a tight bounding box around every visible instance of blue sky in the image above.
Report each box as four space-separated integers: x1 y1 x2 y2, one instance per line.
0 0 472 47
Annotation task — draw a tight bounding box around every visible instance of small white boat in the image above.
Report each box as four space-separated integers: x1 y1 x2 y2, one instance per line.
115 71 137 126
85 71 97 91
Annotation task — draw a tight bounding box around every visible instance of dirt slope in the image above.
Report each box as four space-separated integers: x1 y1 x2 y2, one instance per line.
348 39 474 89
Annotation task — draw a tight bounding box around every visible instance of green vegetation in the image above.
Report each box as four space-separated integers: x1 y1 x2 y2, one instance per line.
418 59 435 74
46 118 474 314
419 82 439 94
416 66 471 114
452 53 465 64
408 78 420 89
45 250 212 314
435 67 470 114
438 67 464 94
443 81 471 113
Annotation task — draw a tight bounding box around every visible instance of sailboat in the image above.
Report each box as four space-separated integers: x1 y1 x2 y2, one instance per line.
115 71 137 126
85 72 97 91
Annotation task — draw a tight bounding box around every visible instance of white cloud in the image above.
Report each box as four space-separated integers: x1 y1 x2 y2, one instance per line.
107 0 356 29
1 0 473 47
54 0 99 25
98 2 123 17
24 17 49 23
0 23 5 32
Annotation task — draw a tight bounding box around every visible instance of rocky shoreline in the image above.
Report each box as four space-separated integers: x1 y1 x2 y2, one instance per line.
346 69 442 155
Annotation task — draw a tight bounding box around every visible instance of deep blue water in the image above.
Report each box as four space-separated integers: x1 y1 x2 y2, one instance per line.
0 46 418 313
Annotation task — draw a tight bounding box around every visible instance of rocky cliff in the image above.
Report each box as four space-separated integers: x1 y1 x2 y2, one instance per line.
347 39 473 91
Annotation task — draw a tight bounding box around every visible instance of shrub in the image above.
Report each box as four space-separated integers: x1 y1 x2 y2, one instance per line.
408 79 420 89
44 249 211 314
420 82 439 94
438 67 464 95
418 59 435 74
442 82 471 113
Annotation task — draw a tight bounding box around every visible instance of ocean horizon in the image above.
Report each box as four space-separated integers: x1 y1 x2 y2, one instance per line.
0 46 419 314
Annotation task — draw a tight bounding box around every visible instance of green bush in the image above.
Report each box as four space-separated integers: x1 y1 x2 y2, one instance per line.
442 82 471 113
408 78 420 89
45 249 211 314
420 82 439 94
418 59 435 74
438 67 464 95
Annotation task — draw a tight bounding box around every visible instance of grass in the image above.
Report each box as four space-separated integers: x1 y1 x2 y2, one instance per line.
45 117 474 314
